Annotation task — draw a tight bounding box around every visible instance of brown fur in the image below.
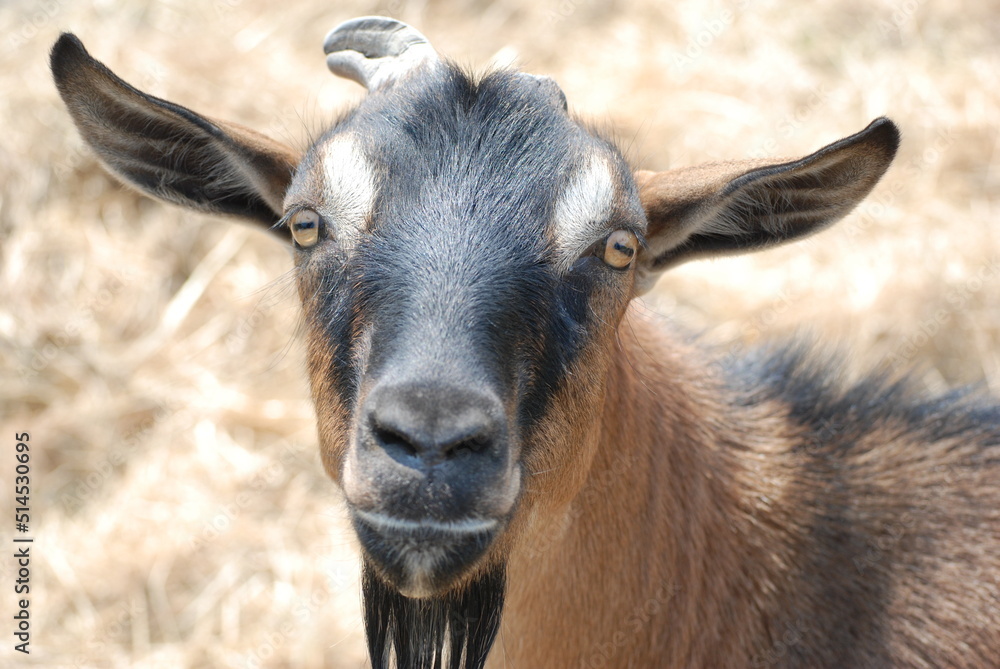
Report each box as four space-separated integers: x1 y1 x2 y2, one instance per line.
494 307 999 667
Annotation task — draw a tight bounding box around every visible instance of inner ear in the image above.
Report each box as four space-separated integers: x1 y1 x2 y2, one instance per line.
51 33 301 234
633 118 900 292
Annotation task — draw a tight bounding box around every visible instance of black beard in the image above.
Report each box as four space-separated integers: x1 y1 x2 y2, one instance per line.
361 560 506 669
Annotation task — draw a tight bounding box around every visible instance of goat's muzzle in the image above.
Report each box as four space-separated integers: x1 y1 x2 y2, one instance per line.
343 378 520 598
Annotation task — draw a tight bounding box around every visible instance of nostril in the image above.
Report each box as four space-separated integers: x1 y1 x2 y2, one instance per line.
371 418 493 463
443 432 492 459
372 423 420 460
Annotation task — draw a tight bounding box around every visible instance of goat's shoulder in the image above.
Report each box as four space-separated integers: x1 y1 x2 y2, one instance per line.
724 341 1000 665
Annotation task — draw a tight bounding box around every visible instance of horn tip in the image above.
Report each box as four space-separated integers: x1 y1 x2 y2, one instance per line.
322 15 438 90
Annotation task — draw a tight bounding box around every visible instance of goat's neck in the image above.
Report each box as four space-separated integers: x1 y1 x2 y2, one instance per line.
495 308 794 667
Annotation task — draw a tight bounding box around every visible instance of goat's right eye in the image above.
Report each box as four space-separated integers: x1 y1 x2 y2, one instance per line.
289 209 322 248
601 230 639 269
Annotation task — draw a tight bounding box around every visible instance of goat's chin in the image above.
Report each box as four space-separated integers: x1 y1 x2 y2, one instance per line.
361 559 506 669
349 508 504 597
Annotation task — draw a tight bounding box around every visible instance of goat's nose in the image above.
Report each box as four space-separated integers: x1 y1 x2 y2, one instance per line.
365 381 505 466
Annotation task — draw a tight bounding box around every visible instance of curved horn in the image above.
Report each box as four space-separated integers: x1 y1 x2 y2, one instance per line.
323 16 439 90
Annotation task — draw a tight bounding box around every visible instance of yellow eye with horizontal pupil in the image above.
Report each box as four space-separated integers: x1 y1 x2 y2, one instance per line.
289 209 321 248
603 230 638 269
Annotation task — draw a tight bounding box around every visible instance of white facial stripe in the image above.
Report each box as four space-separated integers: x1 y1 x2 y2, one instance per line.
552 156 617 271
321 135 376 248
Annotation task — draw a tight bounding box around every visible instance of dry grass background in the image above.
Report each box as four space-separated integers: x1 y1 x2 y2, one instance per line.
1 0 999 666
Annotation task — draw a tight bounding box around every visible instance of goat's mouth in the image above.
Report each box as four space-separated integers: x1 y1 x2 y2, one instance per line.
351 508 503 598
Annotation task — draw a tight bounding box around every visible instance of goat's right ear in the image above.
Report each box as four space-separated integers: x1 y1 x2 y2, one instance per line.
50 33 301 236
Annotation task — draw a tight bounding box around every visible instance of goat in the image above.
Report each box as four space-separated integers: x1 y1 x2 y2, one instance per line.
51 16 999 669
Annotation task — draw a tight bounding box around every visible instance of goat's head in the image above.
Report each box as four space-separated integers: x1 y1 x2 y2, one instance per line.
52 17 899 667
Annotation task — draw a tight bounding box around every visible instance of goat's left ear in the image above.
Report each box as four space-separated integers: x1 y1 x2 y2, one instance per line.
51 33 301 236
634 117 900 293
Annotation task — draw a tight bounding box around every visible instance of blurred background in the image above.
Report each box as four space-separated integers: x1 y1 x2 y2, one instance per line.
2 0 999 666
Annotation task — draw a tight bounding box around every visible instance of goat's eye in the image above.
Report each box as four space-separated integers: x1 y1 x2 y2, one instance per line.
601 230 638 269
289 209 321 248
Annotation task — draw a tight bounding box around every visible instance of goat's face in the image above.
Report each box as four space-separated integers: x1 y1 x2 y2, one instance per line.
52 14 898 665
288 62 645 597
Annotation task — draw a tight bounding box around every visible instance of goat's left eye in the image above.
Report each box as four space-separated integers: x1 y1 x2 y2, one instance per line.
289 209 321 248
600 230 639 269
